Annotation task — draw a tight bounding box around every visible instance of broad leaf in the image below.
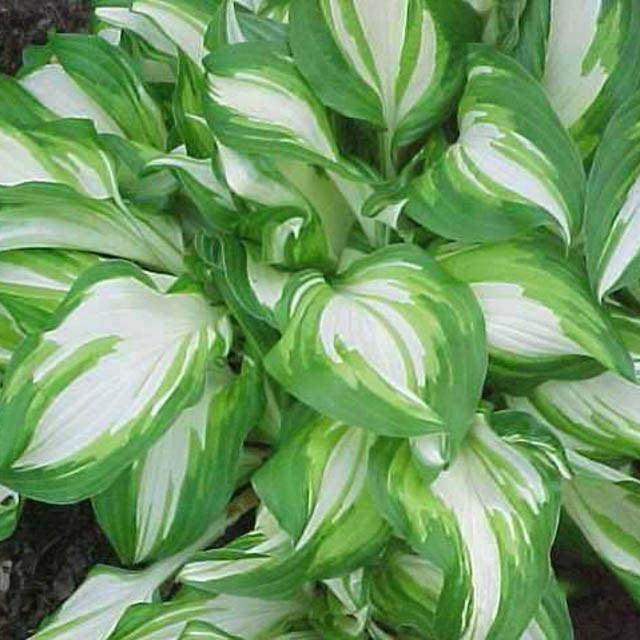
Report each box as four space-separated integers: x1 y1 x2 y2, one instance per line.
264 244 487 466
0 262 231 502
368 411 568 640
203 42 355 176
29 495 253 640
0 249 98 366
0 118 120 201
289 0 480 147
18 34 166 148
406 46 585 244
438 237 634 386
562 452 640 603
539 0 640 159
131 0 219 69
0 183 184 274
108 586 311 640
253 412 390 575
93 360 263 565
509 310 640 459
586 93 640 300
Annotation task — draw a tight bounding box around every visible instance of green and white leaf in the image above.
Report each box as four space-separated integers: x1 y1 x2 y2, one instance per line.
203 42 355 176
29 496 252 640
586 92 640 299
0 249 98 357
562 451 640 603
439 237 634 386
510 310 640 459
0 262 231 502
0 183 184 274
264 244 487 466
18 34 166 148
93 360 263 565
131 0 218 69
0 75 54 128
0 118 121 202
540 0 640 159
369 541 444 638
406 45 585 244
179 507 309 598
94 5 178 59
179 620 241 640
289 0 479 147
146 151 238 233
520 573 574 640
216 144 355 268
108 586 311 640
368 411 568 640
253 413 390 576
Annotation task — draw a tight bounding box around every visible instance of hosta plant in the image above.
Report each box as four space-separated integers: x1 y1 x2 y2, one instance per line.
1 0 640 638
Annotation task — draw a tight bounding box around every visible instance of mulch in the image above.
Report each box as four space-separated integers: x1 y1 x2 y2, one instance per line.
1 1 640 638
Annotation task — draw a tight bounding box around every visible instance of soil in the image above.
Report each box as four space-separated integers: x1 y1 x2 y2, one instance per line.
0 501 117 639
0 0 90 76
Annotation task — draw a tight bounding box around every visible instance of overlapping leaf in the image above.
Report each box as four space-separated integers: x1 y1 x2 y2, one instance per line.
0 262 231 502
439 237 634 387
93 360 263 564
407 46 585 244
369 411 568 640
289 0 480 149
586 93 640 300
264 244 487 466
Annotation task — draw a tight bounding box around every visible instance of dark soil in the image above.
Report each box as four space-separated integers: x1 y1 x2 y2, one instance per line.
0 501 117 639
0 0 90 76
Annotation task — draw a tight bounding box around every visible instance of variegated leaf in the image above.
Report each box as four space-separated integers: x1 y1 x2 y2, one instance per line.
131 0 218 69
18 34 166 148
29 493 254 640
145 151 238 233
93 360 264 565
0 183 184 274
216 144 355 268
0 249 98 363
108 586 311 640
253 412 390 575
520 573 574 640
535 0 640 159
0 75 54 128
179 507 309 598
0 262 231 502
179 621 240 640
368 411 569 640
0 118 120 201
508 310 640 459
206 0 289 49
586 93 640 300
203 42 356 177
264 244 487 466
406 45 585 244
438 237 634 386
369 541 444 637
290 0 480 149
562 452 640 603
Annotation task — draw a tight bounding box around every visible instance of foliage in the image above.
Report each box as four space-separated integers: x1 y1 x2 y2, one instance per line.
0 0 640 638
